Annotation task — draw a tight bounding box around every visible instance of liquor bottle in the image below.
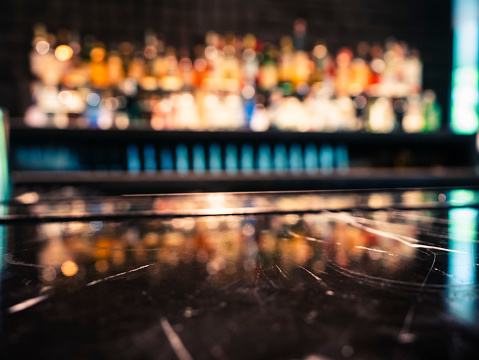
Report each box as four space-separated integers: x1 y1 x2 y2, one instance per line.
160 47 183 91
368 44 385 97
221 35 241 92
242 34 259 84
142 30 160 91
350 57 370 97
173 92 200 130
279 36 294 94
404 49 422 95
402 94 424 133
108 51 125 87
90 45 109 88
335 48 353 98
335 96 357 131
193 47 208 89
258 43 279 92
223 93 245 129
250 103 270 131
304 83 331 131
368 97 396 133
422 90 441 132
153 39 167 83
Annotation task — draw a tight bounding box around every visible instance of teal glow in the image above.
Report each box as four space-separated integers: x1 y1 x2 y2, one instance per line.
319 144 334 174
304 143 318 174
160 148 174 172
258 144 272 173
193 144 206 174
143 144 157 172
209 143 222 174
241 144 254 173
0 109 9 200
289 143 303 174
225 144 238 174
126 144 140 173
335 143 349 172
451 0 479 134
449 189 476 206
0 225 4 270
447 208 478 322
274 143 288 173
176 144 189 174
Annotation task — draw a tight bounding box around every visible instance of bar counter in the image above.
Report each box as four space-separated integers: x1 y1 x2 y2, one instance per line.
2 188 479 359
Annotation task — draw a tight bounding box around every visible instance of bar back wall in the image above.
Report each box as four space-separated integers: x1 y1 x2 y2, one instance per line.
0 0 452 118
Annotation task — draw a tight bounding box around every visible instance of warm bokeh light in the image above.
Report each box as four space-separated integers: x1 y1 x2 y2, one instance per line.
54 45 73 61
35 40 50 55
58 90 72 105
313 44 327 59
144 45 157 59
15 192 39 204
241 85 255 99
61 260 79 277
90 47 106 63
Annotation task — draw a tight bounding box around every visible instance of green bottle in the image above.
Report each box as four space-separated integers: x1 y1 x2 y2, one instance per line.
422 90 441 132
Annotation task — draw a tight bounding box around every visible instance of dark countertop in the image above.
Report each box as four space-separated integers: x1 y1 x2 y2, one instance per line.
2 188 479 359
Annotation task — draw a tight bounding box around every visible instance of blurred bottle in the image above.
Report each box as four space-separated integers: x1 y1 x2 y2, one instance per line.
402 95 424 133
90 45 110 88
259 43 279 92
422 90 441 132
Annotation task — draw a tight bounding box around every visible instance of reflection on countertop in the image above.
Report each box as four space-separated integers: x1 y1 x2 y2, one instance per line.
2 189 479 359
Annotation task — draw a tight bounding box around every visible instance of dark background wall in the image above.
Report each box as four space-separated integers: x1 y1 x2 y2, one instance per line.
0 0 452 121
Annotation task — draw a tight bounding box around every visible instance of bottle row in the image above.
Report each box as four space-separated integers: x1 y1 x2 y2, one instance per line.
24 22 440 133
13 142 349 174
25 86 441 133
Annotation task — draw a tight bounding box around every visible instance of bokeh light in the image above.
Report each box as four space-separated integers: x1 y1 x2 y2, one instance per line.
54 45 73 61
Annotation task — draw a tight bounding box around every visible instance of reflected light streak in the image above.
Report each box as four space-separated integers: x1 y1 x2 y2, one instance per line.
448 208 478 323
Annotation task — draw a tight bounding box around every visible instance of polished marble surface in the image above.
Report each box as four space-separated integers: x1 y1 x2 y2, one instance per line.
2 189 479 359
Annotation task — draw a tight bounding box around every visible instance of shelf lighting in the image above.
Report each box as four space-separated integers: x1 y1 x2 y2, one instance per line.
451 0 479 134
